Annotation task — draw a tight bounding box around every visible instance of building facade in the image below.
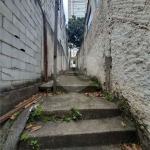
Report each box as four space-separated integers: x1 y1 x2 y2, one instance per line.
68 0 88 19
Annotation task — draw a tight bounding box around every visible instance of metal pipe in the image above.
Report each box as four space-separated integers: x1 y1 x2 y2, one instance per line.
53 0 59 94
43 13 48 82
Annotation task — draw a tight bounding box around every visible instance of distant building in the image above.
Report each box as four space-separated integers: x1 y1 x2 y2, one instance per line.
71 48 79 57
68 46 79 68
68 0 88 19
70 57 77 68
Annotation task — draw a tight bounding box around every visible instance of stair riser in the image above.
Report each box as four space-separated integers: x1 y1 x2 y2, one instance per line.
67 73 79 76
42 109 121 119
39 86 97 93
67 73 84 76
18 131 137 150
57 86 97 93
39 87 53 93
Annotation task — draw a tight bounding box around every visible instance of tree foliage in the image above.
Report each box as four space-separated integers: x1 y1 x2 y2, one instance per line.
68 16 85 48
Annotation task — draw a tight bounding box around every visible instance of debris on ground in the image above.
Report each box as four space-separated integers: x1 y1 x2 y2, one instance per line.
30 126 42 132
0 92 53 124
85 92 102 97
122 144 143 150
25 124 34 129
10 115 15 120
121 122 127 127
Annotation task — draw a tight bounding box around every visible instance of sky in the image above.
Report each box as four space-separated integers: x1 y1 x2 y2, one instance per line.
63 0 68 23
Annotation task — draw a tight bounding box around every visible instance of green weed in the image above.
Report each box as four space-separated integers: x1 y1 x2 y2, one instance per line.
30 140 40 150
42 115 58 122
72 107 82 121
104 90 112 101
62 116 72 122
56 89 63 95
94 82 101 90
28 106 44 124
20 133 29 141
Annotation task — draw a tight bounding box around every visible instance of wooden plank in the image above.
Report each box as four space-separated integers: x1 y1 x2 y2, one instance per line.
0 94 43 124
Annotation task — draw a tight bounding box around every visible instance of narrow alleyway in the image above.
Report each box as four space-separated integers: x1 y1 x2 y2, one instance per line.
14 71 138 150
0 0 149 149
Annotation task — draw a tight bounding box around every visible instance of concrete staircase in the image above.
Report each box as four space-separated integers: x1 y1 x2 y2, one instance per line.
18 93 137 150
39 74 97 93
67 69 83 76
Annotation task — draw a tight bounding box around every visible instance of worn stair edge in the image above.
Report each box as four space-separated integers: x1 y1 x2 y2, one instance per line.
57 85 98 93
41 93 121 119
39 86 53 93
2 97 45 150
39 81 53 93
67 72 79 75
42 108 121 119
39 85 98 93
18 117 137 150
42 145 122 150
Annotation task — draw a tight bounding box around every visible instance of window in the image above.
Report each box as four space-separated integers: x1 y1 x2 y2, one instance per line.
73 61 76 64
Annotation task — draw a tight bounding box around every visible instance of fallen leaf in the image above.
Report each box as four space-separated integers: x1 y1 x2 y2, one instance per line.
94 92 102 97
132 146 138 150
140 126 144 130
48 93 53 97
85 93 90 97
121 122 126 127
30 126 42 132
122 144 132 150
26 124 34 129
137 145 143 150
10 115 15 120
132 143 138 150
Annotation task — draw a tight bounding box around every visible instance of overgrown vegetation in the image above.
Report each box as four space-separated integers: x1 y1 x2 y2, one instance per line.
62 116 72 122
104 90 112 101
27 106 82 124
20 133 29 141
90 76 101 91
27 105 44 124
94 82 101 90
42 115 58 122
72 107 82 121
56 89 64 95
30 140 40 150
117 99 125 110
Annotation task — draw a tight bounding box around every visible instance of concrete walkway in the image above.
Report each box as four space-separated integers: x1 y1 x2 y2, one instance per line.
39 75 97 93
18 73 138 150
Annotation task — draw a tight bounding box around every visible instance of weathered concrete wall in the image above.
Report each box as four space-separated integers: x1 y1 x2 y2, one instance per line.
0 0 43 91
0 0 44 116
43 0 67 78
77 0 150 148
42 0 67 57
0 0 67 116
111 1 150 148
47 23 67 78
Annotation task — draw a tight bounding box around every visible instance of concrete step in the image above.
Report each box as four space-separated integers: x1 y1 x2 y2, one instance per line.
67 71 84 76
39 75 97 93
39 81 53 93
41 93 120 119
67 73 79 76
57 75 97 93
18 117 137 150
42 145 122 150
